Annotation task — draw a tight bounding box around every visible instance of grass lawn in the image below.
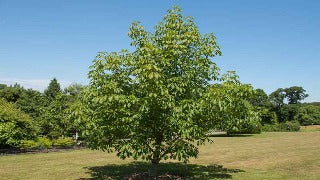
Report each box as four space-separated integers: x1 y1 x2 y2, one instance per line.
1 131 319 179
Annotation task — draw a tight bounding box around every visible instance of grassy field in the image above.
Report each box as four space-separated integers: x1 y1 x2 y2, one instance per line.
1 131 319 179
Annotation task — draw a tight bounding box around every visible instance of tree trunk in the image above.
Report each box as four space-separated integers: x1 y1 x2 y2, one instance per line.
151 136 162 165
151 156 160 164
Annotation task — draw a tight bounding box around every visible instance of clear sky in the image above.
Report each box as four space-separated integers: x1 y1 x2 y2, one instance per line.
0 0 319 102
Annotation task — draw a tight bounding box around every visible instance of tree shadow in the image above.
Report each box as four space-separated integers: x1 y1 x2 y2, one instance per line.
79 162 244 179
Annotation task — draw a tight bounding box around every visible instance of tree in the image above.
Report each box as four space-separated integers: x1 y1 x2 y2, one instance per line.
0 84 7 90
0 98 36 148
77 6 256 164
268 86 308 123
44 78 61 99
295 105 320 125
39 93 66 138
202 71 261 134
269 88 286 107
284 86 308 104
0 83 25 103
248 88 269 107
15 89 47 120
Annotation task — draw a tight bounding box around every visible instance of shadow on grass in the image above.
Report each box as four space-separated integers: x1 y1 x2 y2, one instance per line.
79 162 244 179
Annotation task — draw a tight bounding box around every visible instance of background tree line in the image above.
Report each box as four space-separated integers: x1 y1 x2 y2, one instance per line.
249 86 320 131
0 79 83 149
1 79 319 149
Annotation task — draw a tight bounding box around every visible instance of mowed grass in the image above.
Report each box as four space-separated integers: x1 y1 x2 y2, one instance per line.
0 131 319 179
300 125 320 132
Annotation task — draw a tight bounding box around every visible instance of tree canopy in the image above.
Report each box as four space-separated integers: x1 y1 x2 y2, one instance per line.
44 78 61 99
0 98 36 148
77 6 258 164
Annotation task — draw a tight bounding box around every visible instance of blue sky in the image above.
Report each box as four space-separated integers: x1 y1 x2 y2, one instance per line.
0 0 319 102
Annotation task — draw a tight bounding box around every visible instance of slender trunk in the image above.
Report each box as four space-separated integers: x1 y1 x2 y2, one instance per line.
151 155 160 164
151 145 161 164
151 135 162 164
150 145 161 177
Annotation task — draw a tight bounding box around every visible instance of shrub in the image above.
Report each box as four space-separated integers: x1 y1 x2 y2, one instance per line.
37 137 52 149
20 137 52 149
262 121 300 132
52 137 74 147
0 98 36 147
295 105 320 125
278 121 300 131
20 140 38 149
242 122 262 134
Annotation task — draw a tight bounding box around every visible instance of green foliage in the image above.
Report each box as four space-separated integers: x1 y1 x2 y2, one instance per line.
77 6 257 164
64 83 85 98
36 137 52 149
295 105 320 125
260 108 278 125
20 139 38 149
53 137 74 147
276 104 300 123
306 102 320 106
0 84 25 103
262 121 300 132
44 78 61 99
269 86 308 106
0 99 36 148
284 86 308 104
15 89 47 120
21 137 74 149
257 86 309 125
39 93 76 138
0 84 7 90
202 72 261 134
269 88 286 107
249 88 269 107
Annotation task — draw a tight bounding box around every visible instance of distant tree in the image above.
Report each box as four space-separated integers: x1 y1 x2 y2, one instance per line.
260 109 278 125
0 84 7 90
44 78 61 99
307 102 320 106
277 104 300 123
284 86 308 104
77 6 257 164
64 83 85 102
268 86 309 123
39 93 71 138
15 89 47 120
249 88 269 107
295 105 320 125
0 99 36 148
269 88 286 107
0 83 24 103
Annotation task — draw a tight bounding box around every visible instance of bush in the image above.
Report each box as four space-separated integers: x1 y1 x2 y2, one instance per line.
52 137 74 147
20 137 52 149
20 140 38 149
21 137 75 149
278 121 300 131
262 121 300 132
242 122 262 134
0 99 36 147
226 115 262 134
295 105 320 125
37 137 52 149
228 121 262 134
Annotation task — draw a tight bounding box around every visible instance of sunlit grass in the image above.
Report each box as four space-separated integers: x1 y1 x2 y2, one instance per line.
300 125 320 132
